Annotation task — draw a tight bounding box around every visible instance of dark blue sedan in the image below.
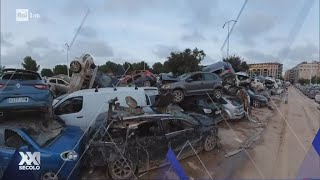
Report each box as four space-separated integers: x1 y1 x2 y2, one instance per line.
0 120 84 180
0 69 53 117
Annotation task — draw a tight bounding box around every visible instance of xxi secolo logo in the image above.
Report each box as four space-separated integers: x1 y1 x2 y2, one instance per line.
18 152 41 170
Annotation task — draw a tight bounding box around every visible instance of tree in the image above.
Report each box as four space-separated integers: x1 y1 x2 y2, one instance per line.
152 62 165 74
131 61 150 71
21 56 40 71
223 55 249 72
163 48 205 75
122 62 132 73
53 65 70 75
298 78 309 85
41 68 54 77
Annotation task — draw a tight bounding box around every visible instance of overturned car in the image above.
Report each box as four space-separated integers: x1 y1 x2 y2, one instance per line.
84 111 219 179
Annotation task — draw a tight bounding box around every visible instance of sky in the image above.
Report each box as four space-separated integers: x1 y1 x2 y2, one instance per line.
0 0 319 72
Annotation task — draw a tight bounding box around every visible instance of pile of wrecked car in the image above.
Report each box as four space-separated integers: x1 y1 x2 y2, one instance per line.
0 54 285 179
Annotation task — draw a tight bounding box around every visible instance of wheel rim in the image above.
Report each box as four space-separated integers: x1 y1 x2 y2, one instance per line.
70 62 80 72
214 90 221 99
173 91 183 102
144 81 151 86
253 101 259 107
204 134 216 151
111 159 134 179
42 172 58 180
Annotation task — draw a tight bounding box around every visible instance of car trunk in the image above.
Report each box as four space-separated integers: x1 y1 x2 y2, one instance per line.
0 80 46 95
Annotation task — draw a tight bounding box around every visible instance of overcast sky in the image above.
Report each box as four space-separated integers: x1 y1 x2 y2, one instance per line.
0 0 319 71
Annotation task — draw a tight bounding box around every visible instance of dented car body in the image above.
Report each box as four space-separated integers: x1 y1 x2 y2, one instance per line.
85 112 219 179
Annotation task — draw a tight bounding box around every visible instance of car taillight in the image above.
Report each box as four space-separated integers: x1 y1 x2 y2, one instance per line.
34 84 49 90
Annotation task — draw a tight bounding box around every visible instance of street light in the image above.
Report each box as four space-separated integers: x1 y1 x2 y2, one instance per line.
223 20 237 57
65 43 70 77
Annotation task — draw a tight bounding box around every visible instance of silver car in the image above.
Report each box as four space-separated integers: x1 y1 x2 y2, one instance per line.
219 96 245 120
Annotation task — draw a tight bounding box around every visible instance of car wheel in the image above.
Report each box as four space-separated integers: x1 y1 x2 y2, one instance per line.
204 133 217 152
252 100 260 108
221 110 230 121
172 89 185 103
108 158 135 180
41 171 59 180
213 89 222 99
70 61 82 73
143 81 151 87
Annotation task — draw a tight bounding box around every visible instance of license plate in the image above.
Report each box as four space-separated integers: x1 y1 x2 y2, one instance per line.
8 97 29 103
215 110 221 114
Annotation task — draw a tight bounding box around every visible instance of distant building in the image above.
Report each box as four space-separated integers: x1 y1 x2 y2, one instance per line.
248 62 283 78
288 61 320 83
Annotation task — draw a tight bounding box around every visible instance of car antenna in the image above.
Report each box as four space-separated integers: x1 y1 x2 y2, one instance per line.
115 63 131 87
95 85 99 92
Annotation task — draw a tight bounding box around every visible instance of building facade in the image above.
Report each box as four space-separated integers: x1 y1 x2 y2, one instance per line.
288 61 320 83
248 63 283 78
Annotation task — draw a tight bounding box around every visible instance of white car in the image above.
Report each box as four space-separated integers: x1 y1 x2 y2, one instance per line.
47 77 69 86
53 87 159 131
315 94 320 103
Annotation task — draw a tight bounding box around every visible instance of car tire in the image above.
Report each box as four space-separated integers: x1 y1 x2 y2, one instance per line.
204 133 217 152
252 100 260 108
143 81 151 87
213 89 222 99
70 61 82 73
40 171 59 180
172 89 185 103
108 158 136 180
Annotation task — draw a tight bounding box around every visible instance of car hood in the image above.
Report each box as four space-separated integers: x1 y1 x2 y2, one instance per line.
190 113 217 126
44 126 84 153
161 75 179 82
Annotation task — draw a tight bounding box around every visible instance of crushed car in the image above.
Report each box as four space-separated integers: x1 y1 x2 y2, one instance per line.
159 71 223 103
84 105 219 180
120 70 157 87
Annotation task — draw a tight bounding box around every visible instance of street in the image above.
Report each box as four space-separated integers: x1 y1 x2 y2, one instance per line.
234 86 320 179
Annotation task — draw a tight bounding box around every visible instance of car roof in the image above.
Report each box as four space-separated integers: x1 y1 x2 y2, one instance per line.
66 86 158 96
2 68 40 75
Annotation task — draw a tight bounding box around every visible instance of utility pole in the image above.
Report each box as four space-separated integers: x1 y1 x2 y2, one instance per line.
65 43 70 77
223 20 237 57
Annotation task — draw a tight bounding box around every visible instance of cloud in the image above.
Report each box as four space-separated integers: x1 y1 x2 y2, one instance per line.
278 43 319 60
243 50 278 63
1 32 13 47
71 40 114 57
77 26 97 38
181 30 206 42
153 45 179 58
26 37 53 49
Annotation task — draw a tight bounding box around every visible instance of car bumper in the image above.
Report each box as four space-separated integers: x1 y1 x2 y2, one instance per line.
159 88 173 94
230 111 245 119
0 101 52 112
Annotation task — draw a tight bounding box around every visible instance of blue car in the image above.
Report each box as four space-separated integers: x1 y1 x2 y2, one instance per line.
0 69 53 116
0 120 84 180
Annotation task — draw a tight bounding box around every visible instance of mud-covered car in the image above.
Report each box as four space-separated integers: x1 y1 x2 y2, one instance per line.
159 71 223 103
85 112 219 179
121 70 157 87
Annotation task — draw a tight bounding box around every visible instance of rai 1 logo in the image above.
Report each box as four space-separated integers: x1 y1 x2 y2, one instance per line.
18 152 41 170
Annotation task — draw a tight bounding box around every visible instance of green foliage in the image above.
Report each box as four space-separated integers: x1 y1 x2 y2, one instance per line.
53 65 71 75
41 68 54 77
131 61 150 71
152 62 165 74
163 48 205 75
21 56 40 71
298 78 310 85
98 61 124 75
311 76 320 84
223 55 249 72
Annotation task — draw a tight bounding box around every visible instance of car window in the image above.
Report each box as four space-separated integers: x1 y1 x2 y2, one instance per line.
0 129 4 146
190 73 203 81
145 94 151 105
136 121 162 137
133 74 142 81
162 119 194 134
203 73 217 81
218 98 228 104
2 73 40 80
55 96 83 115
49 79 56 83
57 79 66 85
22 127 62 147
4 129 26 149
226 97 241 106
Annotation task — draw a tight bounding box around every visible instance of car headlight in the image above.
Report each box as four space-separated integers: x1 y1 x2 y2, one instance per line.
161 85 171 89
203 108 212 114
60 150 78 161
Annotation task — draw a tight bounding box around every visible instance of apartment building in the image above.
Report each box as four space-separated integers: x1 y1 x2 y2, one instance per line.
248 63 283 78
289 61 320 83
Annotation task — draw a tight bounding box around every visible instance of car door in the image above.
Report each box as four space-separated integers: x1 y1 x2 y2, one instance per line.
203 73 219 93
0 128 32 177
54 96 86 130
134 120 168 168
184 73 206 95
161 118 201 156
